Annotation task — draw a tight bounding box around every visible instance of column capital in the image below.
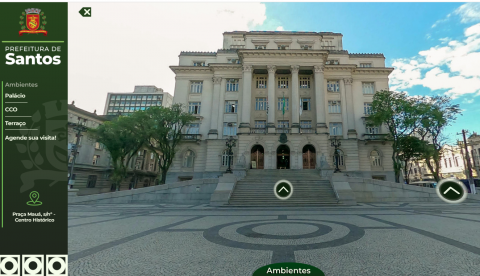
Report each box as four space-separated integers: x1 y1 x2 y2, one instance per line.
291 65 300 74
212 76 222 84
344 78 353 85
242 65 252 72
314 65 324 73
267 65 276 74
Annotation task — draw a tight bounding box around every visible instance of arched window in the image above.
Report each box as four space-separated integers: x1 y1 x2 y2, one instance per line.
222 150 233 167
183 150 195 167
333 149 345 167
370 150 381 167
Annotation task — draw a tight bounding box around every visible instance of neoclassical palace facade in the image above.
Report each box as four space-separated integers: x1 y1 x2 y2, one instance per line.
167 31 395 183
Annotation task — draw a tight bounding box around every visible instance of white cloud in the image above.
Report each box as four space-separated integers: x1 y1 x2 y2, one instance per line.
68 3 277 114
454 3 480 23
276 26 285 31
390 22 480 99
463 98 474 104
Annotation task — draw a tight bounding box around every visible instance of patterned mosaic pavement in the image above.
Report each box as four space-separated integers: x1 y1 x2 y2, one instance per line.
68 202 480 276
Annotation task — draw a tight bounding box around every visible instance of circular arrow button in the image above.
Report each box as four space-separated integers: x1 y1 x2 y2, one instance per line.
274 180 293 200
436 179 467 204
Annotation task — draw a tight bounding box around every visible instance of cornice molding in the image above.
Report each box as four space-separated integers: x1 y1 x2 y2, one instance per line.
212 77 222 84
169 66 212 73
238 50 329 59
353 67 394 75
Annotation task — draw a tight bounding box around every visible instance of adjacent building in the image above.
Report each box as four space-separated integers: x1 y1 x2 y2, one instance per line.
103 85 173 115
407 142 479 183
167 31 396 183
68 103 162 195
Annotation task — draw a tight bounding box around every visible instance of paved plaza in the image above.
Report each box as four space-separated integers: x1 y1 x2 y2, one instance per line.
68 202 480 276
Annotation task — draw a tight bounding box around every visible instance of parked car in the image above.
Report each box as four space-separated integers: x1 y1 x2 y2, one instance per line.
409 181 437 188
459 179 480 193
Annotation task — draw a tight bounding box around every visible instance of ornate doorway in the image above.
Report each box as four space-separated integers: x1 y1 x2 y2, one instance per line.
277 145 290 169
303 145 316 169
251 145 264 169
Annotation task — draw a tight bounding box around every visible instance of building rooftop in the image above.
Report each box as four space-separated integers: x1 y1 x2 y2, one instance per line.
68 103 110 122
223 31 343 36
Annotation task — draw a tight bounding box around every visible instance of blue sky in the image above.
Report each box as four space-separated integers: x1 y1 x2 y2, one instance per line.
256 2 480 142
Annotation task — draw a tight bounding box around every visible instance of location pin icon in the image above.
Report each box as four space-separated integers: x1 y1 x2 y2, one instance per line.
30 191 39 203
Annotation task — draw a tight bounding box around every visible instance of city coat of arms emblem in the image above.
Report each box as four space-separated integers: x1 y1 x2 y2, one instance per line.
19 8 48 36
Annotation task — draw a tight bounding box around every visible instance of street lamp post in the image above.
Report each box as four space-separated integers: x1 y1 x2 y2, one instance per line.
225 136 236 173
331 137 342 173
68 117 88 189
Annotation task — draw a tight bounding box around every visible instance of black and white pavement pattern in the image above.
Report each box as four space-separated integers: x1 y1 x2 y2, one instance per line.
68 202 480 276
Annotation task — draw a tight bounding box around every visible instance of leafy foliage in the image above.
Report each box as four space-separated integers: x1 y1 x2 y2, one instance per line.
137 105 195 184
90 116 146 190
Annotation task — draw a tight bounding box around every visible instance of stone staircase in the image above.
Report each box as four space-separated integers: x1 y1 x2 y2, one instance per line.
228 170 340 206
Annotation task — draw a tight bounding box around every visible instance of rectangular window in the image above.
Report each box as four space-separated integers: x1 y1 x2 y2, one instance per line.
364 103 373 115
278 77 289 88
300 120 312 128
328 101 341 113
255 98 267 111
365 126 379 134
277 98 289 111
362 82 375 94
360 63 372 68
227 59 240 64
190 81 203 93
223 122 237 136
226 79 239 92
299 77 311 89
256 76 267 88
277 120 289 128
92 155 100 165
329 123 343 136
186 123 200 134
278 45 289 50
193 61 205 66
327 80 340 92
150 152 154 160
326 60 339 65
87 175 97 188
255 45 266 50
225 100 238 113
454 157 459 167
254 120 266 129
188 102 201 114
301 45 312 50
301 98 311 111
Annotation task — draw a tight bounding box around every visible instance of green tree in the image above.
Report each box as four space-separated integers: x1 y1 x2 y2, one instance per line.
90 116 146 191
418 96 461 181
398 136 428 184
140 105 194 184
366 90 425 183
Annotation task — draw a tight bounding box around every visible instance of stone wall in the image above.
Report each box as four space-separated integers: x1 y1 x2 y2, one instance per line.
332 174 480 203
68 178 219 205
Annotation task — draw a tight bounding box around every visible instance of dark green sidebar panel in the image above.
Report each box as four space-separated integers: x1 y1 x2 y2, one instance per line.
0 2 68 274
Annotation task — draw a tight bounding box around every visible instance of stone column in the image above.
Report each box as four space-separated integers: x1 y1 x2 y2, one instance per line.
344 78 357 138
314 65 327 133
217 79 227 138
267 65 276 132
209 76 222 139
239 65 252 133
340 79 348 140
291 65 300 134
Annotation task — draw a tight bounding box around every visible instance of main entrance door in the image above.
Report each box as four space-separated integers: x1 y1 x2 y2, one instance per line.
302 145 316 169
251 145 264 169
277 145 290 169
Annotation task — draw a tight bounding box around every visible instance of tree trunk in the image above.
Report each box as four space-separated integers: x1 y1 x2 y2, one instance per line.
161 170 167 184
